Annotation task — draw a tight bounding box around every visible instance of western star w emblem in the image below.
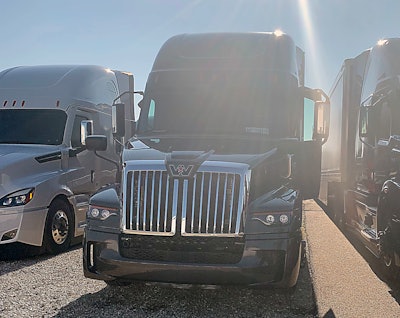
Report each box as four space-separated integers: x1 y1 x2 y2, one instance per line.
168 163 194 177
165 150 214 179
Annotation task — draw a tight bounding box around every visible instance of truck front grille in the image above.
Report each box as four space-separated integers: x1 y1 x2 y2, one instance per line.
123 161 250 237
119 234 245 264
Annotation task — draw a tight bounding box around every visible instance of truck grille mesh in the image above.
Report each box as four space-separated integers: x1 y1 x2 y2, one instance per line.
123 162 249 237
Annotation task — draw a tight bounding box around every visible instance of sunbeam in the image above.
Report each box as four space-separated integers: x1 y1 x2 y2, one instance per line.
297 0 323 87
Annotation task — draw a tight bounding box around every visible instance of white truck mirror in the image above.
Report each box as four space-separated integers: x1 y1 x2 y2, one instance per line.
80 120 93 146
112 103 125 138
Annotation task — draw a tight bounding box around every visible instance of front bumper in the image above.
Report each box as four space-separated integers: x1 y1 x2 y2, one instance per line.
83 229 302 288
0 206 48 246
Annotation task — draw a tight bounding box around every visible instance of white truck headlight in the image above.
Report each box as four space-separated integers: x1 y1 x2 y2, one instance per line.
0 188 35 207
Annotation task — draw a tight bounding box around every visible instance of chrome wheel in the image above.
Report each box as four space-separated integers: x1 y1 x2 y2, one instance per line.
44 199 73 254
51 210 69 245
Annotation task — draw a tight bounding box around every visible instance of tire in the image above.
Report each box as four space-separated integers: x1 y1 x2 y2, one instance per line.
382 251 399 280
43 199 73 254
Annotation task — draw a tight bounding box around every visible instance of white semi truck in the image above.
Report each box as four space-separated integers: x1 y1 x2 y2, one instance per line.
0 65 134 255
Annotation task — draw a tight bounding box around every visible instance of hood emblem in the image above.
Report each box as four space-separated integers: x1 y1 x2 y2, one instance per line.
165 150 215 179
167 163 194 178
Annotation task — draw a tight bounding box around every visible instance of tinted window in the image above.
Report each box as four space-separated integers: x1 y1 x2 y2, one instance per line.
0 109 67 145
138 71 299 138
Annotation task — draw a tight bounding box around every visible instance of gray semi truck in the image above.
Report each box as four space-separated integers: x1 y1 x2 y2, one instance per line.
320 38 400 276
0 65 134 255
83 32 329 288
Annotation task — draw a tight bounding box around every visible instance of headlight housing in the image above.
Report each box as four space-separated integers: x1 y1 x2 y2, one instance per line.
0 188 35 208
251 211 292 226
87 205 118 221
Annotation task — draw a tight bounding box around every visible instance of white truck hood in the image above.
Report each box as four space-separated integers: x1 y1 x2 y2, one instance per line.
0 144 63 197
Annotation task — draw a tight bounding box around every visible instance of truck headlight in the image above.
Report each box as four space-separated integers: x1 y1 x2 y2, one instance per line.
251 211 292 226
87 205 118 221
0 188 35 207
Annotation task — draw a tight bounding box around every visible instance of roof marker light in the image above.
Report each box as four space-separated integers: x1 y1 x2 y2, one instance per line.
56 100 60 107
21 100 25 107
274 29 284 37
377 39 388 46
12 100 16 106
3 101 7 107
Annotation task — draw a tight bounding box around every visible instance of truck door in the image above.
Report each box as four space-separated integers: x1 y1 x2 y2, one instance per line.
66 112 99 195
67 111 116 195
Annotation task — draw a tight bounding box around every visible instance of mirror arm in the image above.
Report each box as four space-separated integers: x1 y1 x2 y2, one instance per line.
358 134 375 150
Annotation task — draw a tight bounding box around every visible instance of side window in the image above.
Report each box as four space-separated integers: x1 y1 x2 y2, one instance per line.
148 99 155 129
138 98 156 133
71 115 88 148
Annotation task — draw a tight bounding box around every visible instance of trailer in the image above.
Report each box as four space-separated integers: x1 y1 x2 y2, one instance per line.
320 38 400 275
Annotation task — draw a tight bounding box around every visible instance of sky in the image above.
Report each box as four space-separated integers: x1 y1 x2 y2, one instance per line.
0 0 399 103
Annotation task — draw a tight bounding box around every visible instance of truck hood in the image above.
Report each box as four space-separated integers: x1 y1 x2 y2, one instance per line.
0 144 62 196
124 138 282 168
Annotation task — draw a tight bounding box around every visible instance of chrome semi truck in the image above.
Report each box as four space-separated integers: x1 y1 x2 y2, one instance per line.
0 65 134 255
83 32 329 288
320 38 400 275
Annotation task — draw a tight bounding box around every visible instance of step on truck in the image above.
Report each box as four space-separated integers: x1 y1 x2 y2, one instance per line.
0 65 134 255
320 38 400 276
83 32 329 288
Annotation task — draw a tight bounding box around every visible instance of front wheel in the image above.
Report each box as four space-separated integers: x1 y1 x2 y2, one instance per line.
382 250 399 280
43 199 73 254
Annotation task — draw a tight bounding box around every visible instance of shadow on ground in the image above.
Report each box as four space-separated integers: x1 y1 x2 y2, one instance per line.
55 260 317 318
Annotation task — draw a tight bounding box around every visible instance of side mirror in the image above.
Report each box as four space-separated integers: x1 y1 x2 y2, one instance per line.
314 100 330 141
85 135 107 152
80 120 93 146
112 103 125 138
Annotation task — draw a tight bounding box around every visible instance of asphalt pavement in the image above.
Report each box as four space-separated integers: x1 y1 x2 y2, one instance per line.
303 199 400 317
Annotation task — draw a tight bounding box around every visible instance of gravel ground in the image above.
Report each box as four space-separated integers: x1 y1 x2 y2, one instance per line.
0 245 316 318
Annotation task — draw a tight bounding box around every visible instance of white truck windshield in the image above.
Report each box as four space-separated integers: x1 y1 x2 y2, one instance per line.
0 109 67 145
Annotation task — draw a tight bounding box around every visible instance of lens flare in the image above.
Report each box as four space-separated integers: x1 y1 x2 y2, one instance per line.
297 0 323 87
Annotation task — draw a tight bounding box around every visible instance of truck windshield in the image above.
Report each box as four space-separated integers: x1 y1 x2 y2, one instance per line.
0 109 67 145
137 71 299 138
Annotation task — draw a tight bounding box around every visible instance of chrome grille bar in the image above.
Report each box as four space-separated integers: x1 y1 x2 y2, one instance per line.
123 160 250 237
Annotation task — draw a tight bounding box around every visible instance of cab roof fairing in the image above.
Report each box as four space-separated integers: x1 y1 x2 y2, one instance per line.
361 38 400 101
150 32 303 85
0 65 120 107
